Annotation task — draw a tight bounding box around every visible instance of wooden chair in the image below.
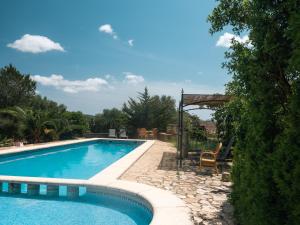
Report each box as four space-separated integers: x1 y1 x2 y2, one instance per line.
152 128 158 139
148 128 158 139
199 143 223 174
137 128 147 139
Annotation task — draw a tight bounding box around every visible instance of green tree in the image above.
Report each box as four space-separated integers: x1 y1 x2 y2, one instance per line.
24 109 52 143
209 1 300 225
25 96 69 142
28 95 67 117
0 107 26 140
183 114 207 144
150 95 177 131
0 65 92 144
60 111 89 138
274 81 300 225
0 65 36 108
123 87 153 131
92 108 126 133
123 87 177 134
213 82 245 145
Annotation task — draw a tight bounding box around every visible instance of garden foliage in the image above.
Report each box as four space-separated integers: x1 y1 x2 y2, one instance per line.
209 1 300 224
0 65 89 143
0 66 178 142
90 87 177 136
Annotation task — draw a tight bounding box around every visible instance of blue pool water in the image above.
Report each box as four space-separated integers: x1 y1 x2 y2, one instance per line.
0 140 141 179
0 193 152 225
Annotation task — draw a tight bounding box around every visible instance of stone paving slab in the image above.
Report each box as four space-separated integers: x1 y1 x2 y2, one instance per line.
121 141 234 225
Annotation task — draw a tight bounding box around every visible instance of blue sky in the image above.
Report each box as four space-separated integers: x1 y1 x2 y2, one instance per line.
0 0 248 119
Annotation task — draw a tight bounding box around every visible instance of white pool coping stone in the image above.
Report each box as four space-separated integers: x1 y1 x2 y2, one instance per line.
0 138 192 225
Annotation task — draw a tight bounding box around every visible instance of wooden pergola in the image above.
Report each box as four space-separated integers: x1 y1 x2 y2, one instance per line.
177 90 231 168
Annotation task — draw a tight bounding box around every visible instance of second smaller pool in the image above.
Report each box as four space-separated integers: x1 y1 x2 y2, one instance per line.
0 191 153 225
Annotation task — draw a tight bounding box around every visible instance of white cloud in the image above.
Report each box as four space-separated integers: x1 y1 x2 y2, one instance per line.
31 74 108 93
99 24 118 39
216 32 251 48
123 72 145 85
99 24 113 34
7 34 64 53
128 39 134 47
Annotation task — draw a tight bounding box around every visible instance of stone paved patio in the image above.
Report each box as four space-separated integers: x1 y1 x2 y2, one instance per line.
121 141 234 225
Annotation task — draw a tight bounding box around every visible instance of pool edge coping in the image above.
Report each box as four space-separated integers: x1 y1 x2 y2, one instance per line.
0 138 144 156
89 140 155 182
0 138 193 225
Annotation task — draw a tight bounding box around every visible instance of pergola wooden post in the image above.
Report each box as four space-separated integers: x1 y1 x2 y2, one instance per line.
177 91 231 168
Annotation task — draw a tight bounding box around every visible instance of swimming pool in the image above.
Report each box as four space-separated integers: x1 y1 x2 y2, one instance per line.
0 191 152 225
0 140 142 179
0 139 192 225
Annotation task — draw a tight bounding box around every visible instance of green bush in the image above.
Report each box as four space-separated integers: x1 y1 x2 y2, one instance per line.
209 1 300 224
0 137 13 147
